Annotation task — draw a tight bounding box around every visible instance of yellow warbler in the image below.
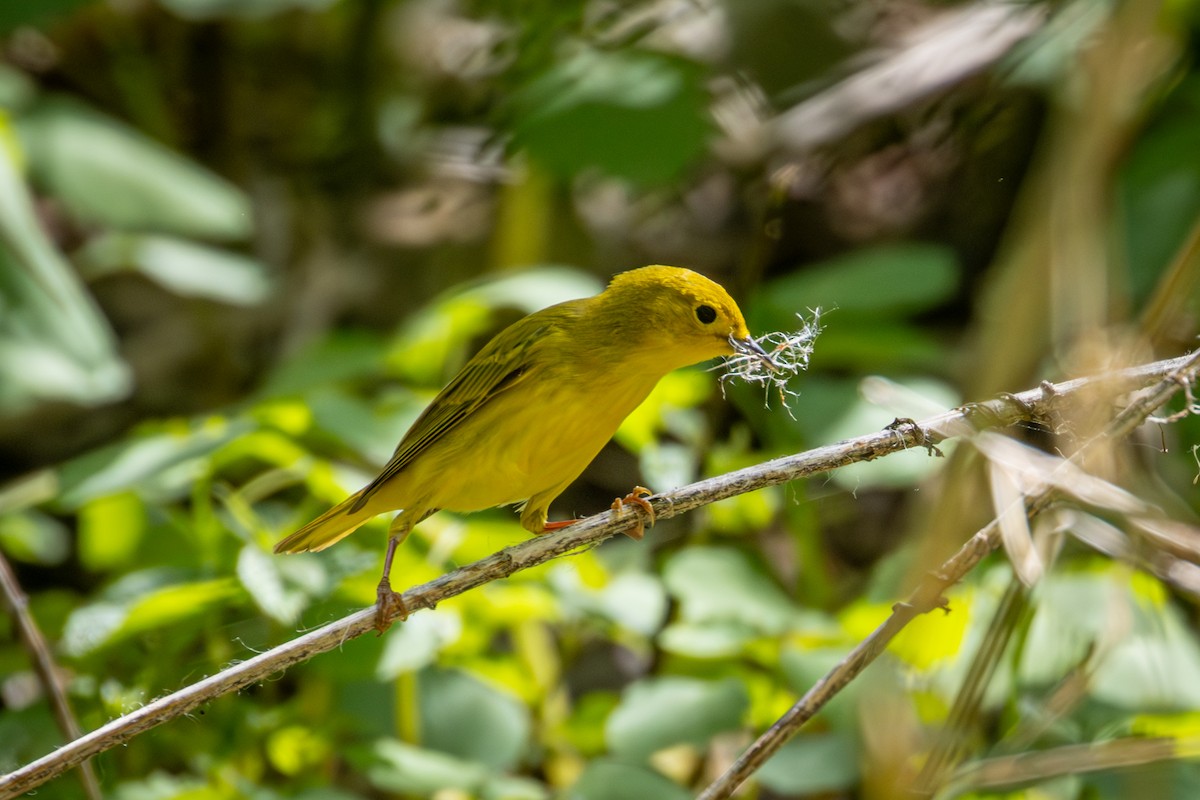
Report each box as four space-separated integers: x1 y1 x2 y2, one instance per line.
275 265 773 630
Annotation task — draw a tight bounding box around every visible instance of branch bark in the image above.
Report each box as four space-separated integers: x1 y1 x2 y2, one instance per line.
0 352 1195 799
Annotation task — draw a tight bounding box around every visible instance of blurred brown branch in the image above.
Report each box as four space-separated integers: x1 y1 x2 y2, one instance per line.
0 551 101 800
1 351 1196 800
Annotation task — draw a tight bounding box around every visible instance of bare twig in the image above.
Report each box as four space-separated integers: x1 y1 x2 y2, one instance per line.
0 551 102 800
696 349 1200 800
942 736 1200 798
0 352 1195 799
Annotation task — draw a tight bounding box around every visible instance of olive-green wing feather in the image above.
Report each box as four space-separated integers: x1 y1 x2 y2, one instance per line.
348 311 559 513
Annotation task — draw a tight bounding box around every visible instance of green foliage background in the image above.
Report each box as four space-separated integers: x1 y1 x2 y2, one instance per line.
3 1 1200 798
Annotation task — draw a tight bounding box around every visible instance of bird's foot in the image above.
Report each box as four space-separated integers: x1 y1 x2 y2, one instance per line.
542 518 578 531
374 577 408 635
612 486 655 541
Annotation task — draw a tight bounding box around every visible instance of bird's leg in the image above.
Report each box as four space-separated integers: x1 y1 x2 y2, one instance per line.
611 486 655 541
375 519 414 635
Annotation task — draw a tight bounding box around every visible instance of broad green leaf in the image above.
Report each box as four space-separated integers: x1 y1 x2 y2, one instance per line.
17 98 252 239
0 510 69 565
0 65 34 110
78 491 145 571
257 331 388 399
77 233 272 305
663 546 797 634
753 243 960 324
62 575 241 656
658 620 757 658
368 739 489 794
237 545 325 626
605 676 748 760
756 732 860 794
418 667 531 771
0 136 129 411
510 50 710 184
376 610 462 679
56 418 255 509
567 760 691 800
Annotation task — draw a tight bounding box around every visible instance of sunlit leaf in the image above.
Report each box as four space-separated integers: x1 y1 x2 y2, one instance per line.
757 732 860 794
78 491 145 571
77 233 272 305
605 676 748 760
663 546 797 634
419 667 531 771
0 137 129 411
510 50 710 184
376 610 462 679
17 98 252 239
754 243 960 323
0 510 69 565
56 418 255 508
568 760 692 800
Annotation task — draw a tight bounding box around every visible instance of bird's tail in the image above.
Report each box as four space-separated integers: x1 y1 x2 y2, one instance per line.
274 490 375 554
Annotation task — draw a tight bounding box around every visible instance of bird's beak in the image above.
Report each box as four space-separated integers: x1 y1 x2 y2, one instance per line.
730 335 779 372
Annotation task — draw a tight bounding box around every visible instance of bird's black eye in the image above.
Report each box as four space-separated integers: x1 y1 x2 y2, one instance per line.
695 304 717 324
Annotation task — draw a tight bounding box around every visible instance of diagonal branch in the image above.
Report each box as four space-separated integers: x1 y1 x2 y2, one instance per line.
0 551 102 800
696 348 1200 800
0 352 1196 799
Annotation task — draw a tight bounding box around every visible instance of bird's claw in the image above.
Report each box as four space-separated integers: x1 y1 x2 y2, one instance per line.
612 486 655 540
374 578 408 635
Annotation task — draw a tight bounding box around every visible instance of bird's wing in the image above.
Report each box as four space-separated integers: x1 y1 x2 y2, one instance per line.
349 311 558 513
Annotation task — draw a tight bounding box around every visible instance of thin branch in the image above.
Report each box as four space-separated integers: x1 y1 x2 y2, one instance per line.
0 551 103 800
696 349 1200 800
941 736 1199 798
0 352 1195 799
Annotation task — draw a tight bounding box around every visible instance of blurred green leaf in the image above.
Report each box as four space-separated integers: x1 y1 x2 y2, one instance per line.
0 65 35 110
78 491 145 571
418 667 531 770
0 139 129 411
57 419 255 508
63 575 242 656
367 739 547 798
567 760 691 800
510 50 710 184
77 233 272 305
1120 76 1200 297
756 732 860 794
376 610 462 679
605 676 748 760
237 545 327 626
663 546 798 634
753 243 961 325
17 98 252 239
258 332 388 399
0 510 70 565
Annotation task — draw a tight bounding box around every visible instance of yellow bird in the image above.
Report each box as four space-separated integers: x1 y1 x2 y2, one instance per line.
275 265 774 630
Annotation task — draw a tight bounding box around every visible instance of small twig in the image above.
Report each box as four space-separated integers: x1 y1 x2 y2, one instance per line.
696 349 1200 800
941 736 1197 798
0 551 103 800
0 353 1195 799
